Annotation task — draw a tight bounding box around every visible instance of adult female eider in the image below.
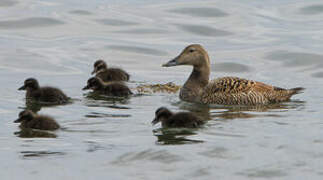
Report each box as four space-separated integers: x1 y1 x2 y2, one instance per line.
14 110 60 130
92 59 130 82
152 107 204 128
83 77 132 96
18 78 70 104
162 44 304 105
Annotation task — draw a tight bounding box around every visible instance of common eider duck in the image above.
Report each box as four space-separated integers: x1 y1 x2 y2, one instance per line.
152 107 204 128
92 59 130 82
14 110 60 130
83 77 132 96
162 44 304 105
18 78 70 104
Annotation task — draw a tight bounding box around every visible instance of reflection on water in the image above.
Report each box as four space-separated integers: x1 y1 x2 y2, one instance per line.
21 151 65 158
14 128 57 138
84 92 131 109
112 149 183 165
153 128 204 145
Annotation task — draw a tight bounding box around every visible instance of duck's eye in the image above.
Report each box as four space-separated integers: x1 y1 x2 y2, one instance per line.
189 49 195 53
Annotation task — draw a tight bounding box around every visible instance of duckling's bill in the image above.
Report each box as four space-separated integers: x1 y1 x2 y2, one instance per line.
151 118 159 125
18 85 25 90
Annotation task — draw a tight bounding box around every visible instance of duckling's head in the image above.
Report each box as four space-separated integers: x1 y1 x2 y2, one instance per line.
18 78 40 91
83 77 104 90
152 107 173 125
92 59 107 75
14 110 35 123
163 44 210 68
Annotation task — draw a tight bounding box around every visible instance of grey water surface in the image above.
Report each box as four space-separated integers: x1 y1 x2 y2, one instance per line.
0 0 322 179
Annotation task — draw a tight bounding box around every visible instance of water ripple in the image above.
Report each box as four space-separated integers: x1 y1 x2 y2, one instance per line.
169 7 228 17
0 17 64 29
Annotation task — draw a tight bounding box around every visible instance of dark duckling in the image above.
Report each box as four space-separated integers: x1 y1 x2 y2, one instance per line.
18 78 70 104
14 110 60 130
163 44 305 105
92 59 130 82
152 107 204 128
82 77 132 96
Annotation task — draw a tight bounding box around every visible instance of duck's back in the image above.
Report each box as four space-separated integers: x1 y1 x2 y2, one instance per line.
201 77 303 105
21 116 60 130
28 87 69 104
164 112 204 128
96 68 129 82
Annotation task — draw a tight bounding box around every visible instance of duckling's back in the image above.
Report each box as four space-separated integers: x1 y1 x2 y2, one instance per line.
37 87 69 104
20 116 60 130
164 112 204 128
103 82 132 96
96 68 129 82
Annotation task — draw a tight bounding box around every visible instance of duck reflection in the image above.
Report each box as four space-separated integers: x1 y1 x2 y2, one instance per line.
14 128 57 138
153 128 204 145
176 100 305 121
83 91 131 108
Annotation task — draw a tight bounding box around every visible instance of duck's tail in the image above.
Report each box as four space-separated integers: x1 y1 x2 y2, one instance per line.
289 87 305 95
269 86 305 102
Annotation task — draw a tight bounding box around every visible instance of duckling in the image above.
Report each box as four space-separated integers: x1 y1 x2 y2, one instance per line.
92 59 130 82
14 110 60 130
152 107 204 128
82 77 132 96
163 44 304 105
18 78 70 104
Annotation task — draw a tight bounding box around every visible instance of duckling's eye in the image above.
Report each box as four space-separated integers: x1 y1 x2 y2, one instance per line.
189 49 195 53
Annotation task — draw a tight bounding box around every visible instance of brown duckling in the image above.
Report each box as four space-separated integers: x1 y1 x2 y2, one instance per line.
92 59 130 82
82 77 132 96
152 107 204 128
18 78 70 104
14 110 60 130
163 44 305 105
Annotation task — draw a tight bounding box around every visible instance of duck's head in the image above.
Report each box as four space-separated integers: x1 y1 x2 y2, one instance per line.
83 77 104 90
18 78 39 91
14 110 35 123
92 59 107 75
163 44 210 68
152 107 173 125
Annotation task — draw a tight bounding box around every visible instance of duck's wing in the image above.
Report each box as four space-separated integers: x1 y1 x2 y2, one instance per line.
205 77 274 93
201 77 277 105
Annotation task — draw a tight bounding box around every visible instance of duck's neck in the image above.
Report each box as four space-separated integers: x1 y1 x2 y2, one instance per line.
180 61 210 103
184 64 210 89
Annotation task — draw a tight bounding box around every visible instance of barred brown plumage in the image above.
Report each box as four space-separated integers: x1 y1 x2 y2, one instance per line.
162 44 304 105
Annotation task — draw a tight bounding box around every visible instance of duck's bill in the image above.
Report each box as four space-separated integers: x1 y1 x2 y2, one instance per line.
14 118 22 123
162 56 179 67
18 85 26 90
151 118 159 125
91 69 96 75
82 85 90 90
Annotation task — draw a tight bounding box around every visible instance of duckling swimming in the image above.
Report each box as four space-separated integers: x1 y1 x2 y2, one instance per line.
14 110 60 130
83 77 132 96
92 59 130 82
152 107 204 128
18 78 70 104
163 44 304 105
